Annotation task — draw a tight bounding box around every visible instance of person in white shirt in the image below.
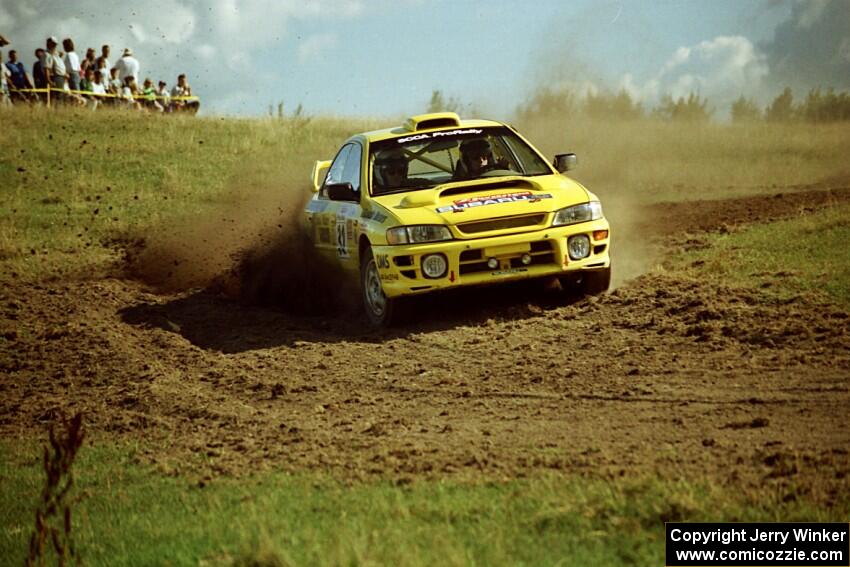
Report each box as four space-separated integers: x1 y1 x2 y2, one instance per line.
43 36 67 90
112 48 139 83
121 76 141 110
91 73 106 96
0 51 11 107
62 38 81 92
156 80 171 111
170 73 198 112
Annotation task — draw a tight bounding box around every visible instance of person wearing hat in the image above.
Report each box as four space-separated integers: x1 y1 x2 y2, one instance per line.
43 36 67 90
112 47 139 83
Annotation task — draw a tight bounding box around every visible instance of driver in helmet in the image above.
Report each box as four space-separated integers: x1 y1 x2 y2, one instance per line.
455 138 499 179
373 149 409 194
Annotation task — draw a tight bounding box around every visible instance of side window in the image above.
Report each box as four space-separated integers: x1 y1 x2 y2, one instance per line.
321 144 352 198
341 143 363 193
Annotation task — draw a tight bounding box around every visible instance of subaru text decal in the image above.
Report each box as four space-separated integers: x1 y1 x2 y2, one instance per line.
436 191 552 213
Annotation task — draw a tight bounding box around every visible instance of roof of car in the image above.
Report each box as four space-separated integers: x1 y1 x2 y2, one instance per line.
357 113 506 144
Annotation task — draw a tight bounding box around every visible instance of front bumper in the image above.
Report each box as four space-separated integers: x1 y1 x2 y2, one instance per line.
372 218 610 297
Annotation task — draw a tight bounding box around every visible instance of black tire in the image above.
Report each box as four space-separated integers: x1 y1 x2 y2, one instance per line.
360 247 398 327
580 266 611 295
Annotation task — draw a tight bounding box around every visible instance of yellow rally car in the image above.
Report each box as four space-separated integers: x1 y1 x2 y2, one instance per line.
304 112 610 326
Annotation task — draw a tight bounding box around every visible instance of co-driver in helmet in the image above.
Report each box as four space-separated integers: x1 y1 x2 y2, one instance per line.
373 149 409 194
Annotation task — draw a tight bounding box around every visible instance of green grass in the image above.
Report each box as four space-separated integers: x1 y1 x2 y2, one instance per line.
674 203 850 306
2 442 845 566
0 107 377 281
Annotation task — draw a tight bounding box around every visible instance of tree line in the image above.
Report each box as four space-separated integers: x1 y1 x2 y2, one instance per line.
426 87 850 124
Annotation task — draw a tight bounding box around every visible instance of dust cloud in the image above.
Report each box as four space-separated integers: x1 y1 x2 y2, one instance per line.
125 174 354 314
514 111 660 289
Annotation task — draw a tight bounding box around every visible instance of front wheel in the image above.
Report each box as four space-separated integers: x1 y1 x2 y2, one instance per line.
361 248 398 327
580 266 611 295
559 266 611 296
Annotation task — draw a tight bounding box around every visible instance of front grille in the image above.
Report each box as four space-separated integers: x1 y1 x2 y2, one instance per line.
458 240 556 275
455 213 546 235
459 249 483 262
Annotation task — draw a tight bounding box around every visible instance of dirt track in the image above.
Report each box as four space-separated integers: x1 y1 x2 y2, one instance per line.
1 188 849 501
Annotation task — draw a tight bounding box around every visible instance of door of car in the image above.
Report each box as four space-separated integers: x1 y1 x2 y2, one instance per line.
314 142 363 271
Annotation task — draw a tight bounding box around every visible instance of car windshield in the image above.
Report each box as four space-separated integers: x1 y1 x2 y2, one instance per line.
369 126 552 196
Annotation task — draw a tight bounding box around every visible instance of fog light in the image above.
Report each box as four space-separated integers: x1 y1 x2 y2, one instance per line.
421 253 448 279
520 253 532 265
567 235 591 260
487 257 499 269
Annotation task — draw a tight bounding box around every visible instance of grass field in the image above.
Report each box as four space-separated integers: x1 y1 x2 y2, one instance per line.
2 107 849 565
675 203 850 307
2 442 846 566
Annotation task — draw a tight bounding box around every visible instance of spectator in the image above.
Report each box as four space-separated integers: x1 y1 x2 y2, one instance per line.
5 50 32 88
1 51 11 107
32 48 47 91
96 57 109 84
108 67 122 96
5 49 34 102
80 68 103 110
156 80 170 110
0 34 9 47
95 45 110 80
112 47 139 83
141 77 163 112
170 73 198 112
63 38 81 92
80 68 94 91
43 36 67 91
91 71 106 97
80 47 96 75
62 78 87 107
122 76 141 110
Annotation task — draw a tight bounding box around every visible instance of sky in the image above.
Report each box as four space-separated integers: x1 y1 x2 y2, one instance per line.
1 0 849 118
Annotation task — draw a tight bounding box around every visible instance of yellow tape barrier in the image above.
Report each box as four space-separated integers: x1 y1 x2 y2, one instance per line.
9 87 199 107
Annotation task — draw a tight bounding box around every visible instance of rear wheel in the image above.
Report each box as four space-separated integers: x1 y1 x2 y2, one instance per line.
361 248 398 327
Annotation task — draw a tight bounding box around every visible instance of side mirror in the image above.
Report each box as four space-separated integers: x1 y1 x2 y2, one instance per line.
553 153 577 173
327 182 359 202
311 159 331 193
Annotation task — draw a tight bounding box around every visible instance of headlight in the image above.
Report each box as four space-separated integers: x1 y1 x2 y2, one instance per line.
421 254 448 278
552 202 603 226
386 225 452 245
568 235 591 260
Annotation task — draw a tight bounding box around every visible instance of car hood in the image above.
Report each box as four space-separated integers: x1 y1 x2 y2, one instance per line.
372 174 592 227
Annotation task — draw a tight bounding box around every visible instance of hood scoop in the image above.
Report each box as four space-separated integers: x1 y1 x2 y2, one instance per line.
439 178 538 199
398 191 438 208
